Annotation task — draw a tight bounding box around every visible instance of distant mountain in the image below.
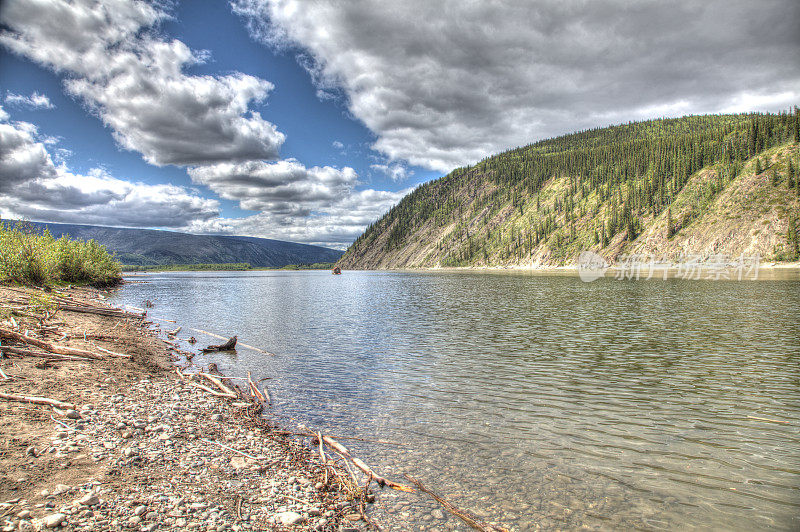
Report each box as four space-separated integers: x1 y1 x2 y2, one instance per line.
338 112 800 268
8 221 342 267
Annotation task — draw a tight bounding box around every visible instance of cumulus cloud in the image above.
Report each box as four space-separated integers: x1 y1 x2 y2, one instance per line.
186 187 409 249
1 0 285 166
5 91 54 110
0 109 219 227
185 157 408 247
188 159 359 214
233 0 800 172
0 107 56 191
370 163 412 182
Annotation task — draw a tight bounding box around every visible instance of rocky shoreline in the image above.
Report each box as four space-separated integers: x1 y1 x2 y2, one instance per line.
0 284 372 531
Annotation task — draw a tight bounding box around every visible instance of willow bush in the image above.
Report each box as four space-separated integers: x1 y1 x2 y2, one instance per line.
0 221 121 286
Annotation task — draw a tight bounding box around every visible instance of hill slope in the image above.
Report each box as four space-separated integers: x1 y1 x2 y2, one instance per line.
8 222 342 268
339 112 800 268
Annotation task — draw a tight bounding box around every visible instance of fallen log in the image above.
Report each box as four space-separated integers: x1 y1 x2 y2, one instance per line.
190 328 274 355
0 391 74 409
0 346 91 361
0 327 104 360
403 474 508 532
58 304 143 319
202 336 237 352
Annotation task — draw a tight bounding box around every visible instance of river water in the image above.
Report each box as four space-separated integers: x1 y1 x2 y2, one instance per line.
112 270 800 530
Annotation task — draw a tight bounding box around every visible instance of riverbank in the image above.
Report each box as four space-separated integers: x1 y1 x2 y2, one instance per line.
0 284 371 531
397 259 800 280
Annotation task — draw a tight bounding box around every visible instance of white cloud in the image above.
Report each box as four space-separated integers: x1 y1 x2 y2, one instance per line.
5 91 55 110
0 109 219 227
233 0 800 172
1 0 285 166
0 0 413 246
0 106 56 191
188 159 359 214
370 163 412 182
186 159 408 247
186 187 409 249
332 140 344 149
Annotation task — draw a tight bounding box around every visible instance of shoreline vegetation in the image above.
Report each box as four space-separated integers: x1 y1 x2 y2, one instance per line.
0 221 121 287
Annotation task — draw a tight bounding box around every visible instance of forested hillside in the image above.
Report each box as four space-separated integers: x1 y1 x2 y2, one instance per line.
338 111 800 268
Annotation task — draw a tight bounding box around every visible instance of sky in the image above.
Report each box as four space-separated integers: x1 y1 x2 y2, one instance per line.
0 0 798 249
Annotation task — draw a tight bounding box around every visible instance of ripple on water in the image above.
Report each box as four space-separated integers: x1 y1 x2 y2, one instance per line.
114 271 800 531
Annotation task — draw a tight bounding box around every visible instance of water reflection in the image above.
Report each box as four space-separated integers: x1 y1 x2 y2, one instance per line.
114 271 800 530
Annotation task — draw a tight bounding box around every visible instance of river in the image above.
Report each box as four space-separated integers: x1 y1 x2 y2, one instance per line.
112 270 800 530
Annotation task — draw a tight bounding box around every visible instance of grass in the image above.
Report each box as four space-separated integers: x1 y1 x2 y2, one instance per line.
0 220 121 286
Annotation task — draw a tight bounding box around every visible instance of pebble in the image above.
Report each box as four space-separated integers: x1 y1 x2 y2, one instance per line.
274 511 303 526
52 484 70 495
5 369 368 532
43 513 65 528
76 493 99 506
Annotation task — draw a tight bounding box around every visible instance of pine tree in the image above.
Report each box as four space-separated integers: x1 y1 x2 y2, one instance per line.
789 160 796 189
666 207 674 239
755 158 763 175
771 169 779 186
788 216 799 259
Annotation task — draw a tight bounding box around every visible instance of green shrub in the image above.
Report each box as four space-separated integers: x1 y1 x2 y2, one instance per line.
0 220 121 286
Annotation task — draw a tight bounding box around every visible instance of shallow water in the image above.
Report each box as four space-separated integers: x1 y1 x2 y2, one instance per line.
113 271 800 530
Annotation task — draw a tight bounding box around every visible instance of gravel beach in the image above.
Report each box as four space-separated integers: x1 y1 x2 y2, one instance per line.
0 285 373 531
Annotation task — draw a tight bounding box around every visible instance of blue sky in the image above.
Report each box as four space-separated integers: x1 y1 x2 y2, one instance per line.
0 0 797 248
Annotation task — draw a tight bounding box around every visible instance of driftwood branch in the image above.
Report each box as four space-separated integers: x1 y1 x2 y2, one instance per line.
198 372 238 396
58 304 143 319
0 327 104 360
202 336 237 352
190 328 274 355
187 381 237 398
89 343 131 358
247 371 267 405
403 474 508 532
320 435 413 492
0 391 74 409
0 346 90 361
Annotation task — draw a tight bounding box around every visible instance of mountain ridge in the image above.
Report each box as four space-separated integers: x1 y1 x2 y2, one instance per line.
4 221 343 268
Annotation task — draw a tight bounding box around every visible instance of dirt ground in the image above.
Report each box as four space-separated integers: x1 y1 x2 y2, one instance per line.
0 284 371 531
